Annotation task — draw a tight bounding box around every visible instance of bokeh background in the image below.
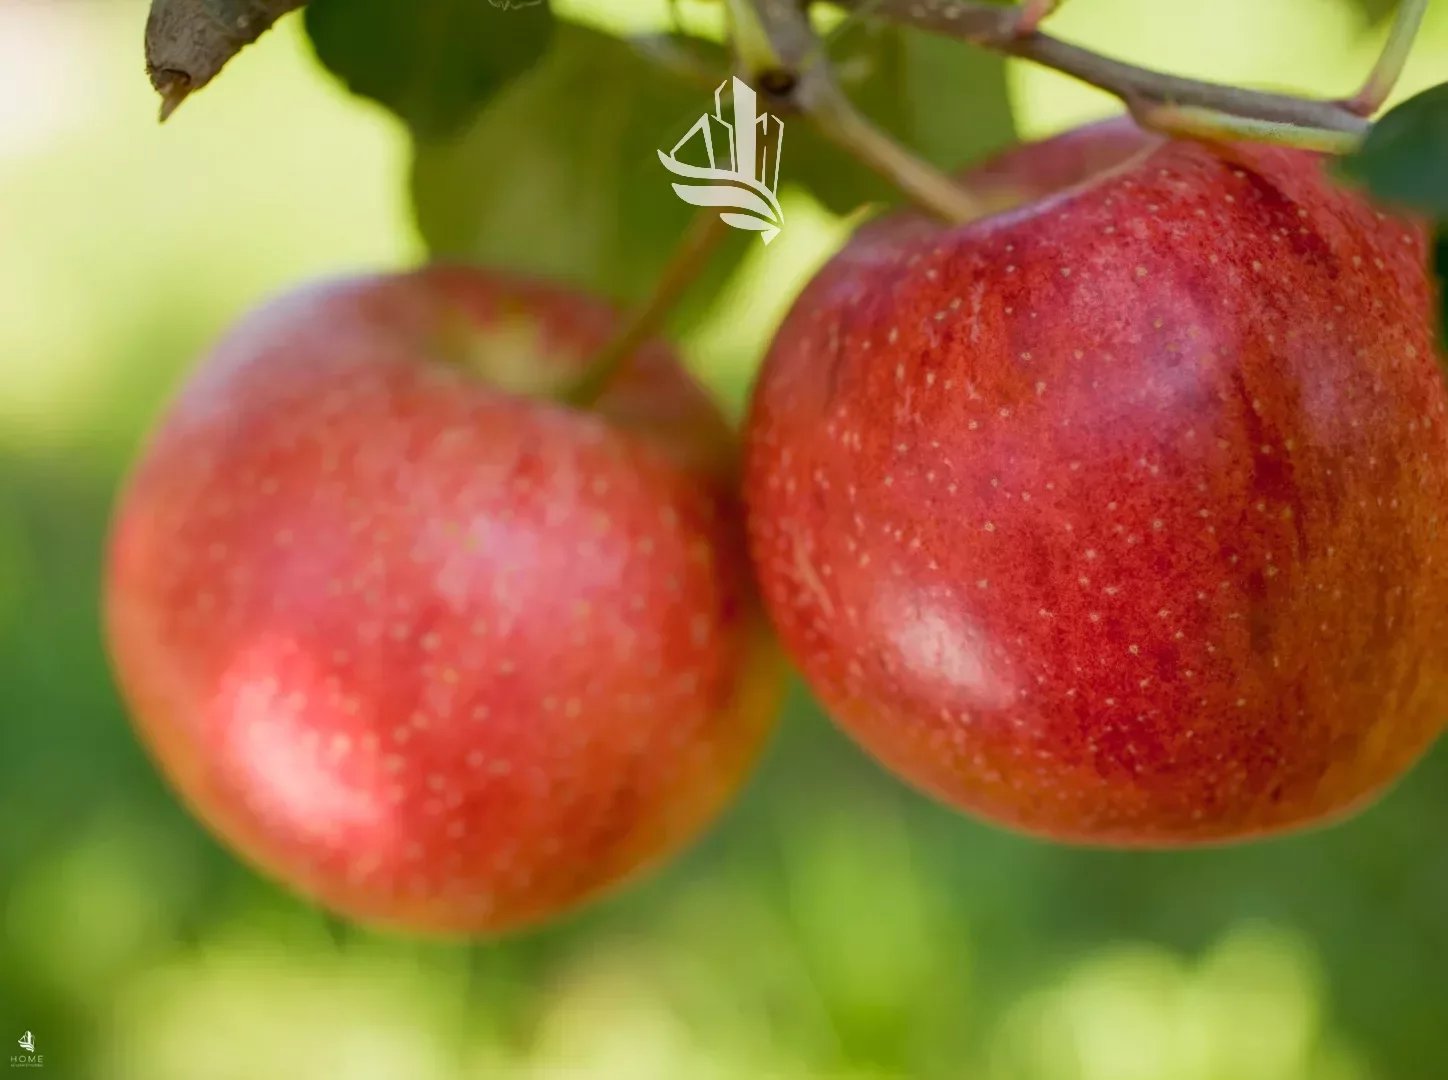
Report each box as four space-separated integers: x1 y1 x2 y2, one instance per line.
3 1 1447 1077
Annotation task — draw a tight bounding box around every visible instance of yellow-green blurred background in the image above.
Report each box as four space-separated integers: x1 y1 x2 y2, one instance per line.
3 2 1447 1077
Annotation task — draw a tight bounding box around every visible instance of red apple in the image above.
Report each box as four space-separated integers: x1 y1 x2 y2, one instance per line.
106 267 781 933
745 118 1448 845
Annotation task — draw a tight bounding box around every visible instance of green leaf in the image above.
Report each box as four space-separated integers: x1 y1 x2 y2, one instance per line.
863 25 1018 172
1340 83 1448 217
305 0 554 140
409 19 1014 312
411 23 750 311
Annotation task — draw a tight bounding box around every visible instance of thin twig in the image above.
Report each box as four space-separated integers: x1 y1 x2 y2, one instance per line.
1342 0 1428 115
831 0 1375 148
1020 34 1368 133
740 0 984 224
810 95 985 222
564 211 730 407
1133 104 1363 156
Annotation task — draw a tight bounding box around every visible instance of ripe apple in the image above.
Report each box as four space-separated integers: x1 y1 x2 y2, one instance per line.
745 118 1448 845
106 267 781 933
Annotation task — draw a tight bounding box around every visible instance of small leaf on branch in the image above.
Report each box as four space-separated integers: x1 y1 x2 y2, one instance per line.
1339 83 1448 360
874 28 1017 172
145 0 306 120
1340 83 1448 215
411 17 1017 313
411 22 747 309
305 0 554 140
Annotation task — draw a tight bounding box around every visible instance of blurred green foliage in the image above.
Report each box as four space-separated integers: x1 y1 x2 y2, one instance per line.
305 0 555 141
410 22 753 314
408 17 1014 322
3 2 1448 1078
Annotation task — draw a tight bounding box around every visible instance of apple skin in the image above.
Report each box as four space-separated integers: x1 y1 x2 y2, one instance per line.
106 267 781 934
744 118 1448 845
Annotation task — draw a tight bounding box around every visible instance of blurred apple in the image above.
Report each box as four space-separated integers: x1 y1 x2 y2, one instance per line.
107 267 781 933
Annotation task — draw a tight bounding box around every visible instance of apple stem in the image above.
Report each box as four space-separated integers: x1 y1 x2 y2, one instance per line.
1132 104 1364 156
826 0 1375 152
564 211 730 408
1341 0 1428 116
811 93 987 225
740 0 986 225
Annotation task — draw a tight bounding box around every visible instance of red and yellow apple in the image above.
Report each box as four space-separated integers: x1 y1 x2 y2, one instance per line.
745 118 1448 845
106 267 781 933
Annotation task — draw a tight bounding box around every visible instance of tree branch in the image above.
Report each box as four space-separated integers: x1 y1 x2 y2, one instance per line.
830 0 1377 147
146 0 306 120
1016 0 1064 37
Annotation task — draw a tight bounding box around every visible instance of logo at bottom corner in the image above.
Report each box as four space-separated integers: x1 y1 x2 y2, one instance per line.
10 1032 41 1069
